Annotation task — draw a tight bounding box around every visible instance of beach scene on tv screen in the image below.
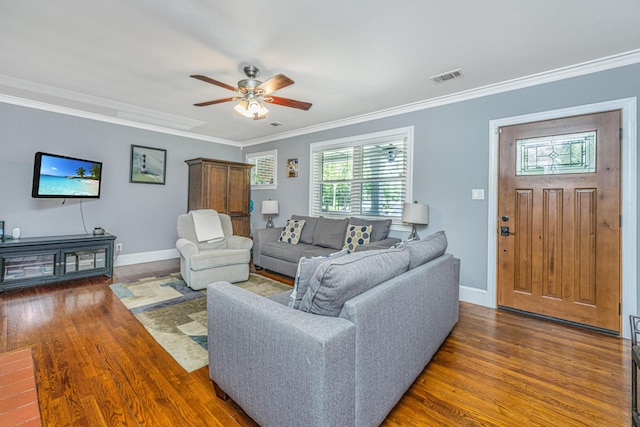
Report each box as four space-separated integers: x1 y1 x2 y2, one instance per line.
38 155 101 196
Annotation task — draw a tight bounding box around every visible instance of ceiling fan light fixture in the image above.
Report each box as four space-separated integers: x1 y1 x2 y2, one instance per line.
233 99 249 116
234 98 269 119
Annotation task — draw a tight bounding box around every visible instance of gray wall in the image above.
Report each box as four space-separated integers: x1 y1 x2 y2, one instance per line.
245 62 640 293
0 103 242 257
2 62 638 294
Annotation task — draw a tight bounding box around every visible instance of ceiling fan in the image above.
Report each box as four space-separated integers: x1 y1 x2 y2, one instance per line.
191 65 312 120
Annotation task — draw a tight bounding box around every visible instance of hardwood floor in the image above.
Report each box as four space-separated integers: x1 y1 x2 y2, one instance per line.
0 260 631 426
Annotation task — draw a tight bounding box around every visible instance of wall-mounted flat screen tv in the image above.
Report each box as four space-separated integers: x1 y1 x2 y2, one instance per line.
32 152 103 198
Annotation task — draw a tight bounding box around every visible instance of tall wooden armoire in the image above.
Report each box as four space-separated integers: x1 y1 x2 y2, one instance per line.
185 158 253 237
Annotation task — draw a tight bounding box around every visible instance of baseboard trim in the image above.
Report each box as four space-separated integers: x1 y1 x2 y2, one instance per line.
114 248 179 267
459 285 492 308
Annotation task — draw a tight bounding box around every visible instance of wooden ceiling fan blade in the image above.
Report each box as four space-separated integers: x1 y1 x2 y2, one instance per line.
193 97 239 107
264 96 312 110
258 74 294 95
190 74 237 92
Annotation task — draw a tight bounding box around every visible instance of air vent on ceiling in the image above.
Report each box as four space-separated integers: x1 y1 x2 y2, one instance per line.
269 122 284 127
430 68 464 84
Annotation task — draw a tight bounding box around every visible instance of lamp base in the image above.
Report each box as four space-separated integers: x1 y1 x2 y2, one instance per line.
266 215 274 228
407 223 420 241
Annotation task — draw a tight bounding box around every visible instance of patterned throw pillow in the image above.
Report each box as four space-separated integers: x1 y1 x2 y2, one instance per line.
278 219 306 244
343 224 372 252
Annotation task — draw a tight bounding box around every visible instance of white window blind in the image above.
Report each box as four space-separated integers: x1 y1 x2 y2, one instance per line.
310 128 412 222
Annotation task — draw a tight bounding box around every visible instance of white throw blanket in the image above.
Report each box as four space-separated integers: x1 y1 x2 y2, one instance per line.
191 209 225 243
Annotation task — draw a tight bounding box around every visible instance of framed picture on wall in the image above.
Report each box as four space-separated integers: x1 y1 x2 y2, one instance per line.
286 158 298 178
130 145 167 184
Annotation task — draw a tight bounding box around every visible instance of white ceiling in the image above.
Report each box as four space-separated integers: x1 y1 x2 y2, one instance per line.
2 0 640 146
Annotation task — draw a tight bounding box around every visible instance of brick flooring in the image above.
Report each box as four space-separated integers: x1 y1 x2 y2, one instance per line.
0 348 41 427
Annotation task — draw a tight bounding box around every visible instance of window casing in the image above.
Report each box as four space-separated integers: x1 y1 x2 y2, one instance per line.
310 127 413 223
246 150 277 190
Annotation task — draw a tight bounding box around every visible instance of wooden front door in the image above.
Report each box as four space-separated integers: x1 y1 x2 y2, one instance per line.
497 110 621 333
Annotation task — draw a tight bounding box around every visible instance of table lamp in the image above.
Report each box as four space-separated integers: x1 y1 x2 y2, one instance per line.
261 200 279 228
402 201 429 240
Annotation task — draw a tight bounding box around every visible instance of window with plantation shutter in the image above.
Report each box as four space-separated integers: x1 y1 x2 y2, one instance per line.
310 127 413 223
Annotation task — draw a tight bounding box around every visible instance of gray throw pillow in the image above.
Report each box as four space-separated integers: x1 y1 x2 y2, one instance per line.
291 215 318 244
312 217 350 249
405 230 448 270
299 248 411 317
348 217 392 242
288 250 349 309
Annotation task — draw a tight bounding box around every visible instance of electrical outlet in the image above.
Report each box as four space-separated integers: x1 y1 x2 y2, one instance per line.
116 243 123 252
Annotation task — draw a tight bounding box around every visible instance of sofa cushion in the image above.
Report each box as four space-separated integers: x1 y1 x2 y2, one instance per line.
312 217 350 249
343 224 372 251
278 219 306 244
299 248 411 316
291 215 318 244
405 230 448 270
300 247 342 258
261 241 318 264
288 249 349 309
191 249 250 271
348 217 392 242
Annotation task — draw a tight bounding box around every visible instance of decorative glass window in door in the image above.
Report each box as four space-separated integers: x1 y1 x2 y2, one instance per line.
516 131 596 176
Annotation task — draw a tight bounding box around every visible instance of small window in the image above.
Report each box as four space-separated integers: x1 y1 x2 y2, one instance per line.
516 131 596 176
246 150 277 190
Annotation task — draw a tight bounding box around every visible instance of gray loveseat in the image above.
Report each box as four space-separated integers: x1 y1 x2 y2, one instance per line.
207 231 459 427
253 215 401 277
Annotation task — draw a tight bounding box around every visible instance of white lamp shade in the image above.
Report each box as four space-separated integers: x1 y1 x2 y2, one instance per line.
402 202 429 224
261 200 279 215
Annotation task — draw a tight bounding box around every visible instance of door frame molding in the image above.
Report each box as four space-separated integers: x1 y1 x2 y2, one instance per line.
482 97 637 338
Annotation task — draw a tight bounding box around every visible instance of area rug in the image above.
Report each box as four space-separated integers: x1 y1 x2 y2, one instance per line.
109 273 291 372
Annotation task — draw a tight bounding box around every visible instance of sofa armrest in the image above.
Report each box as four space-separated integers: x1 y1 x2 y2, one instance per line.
251 227 283 267
339 253 458 426
226 235 253 250
207 282 356 427
176 238 198 258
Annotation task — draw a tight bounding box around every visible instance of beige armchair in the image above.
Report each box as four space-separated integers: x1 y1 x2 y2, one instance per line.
176 211 253 290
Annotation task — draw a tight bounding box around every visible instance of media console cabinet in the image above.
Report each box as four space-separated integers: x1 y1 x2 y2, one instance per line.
0 233 116 292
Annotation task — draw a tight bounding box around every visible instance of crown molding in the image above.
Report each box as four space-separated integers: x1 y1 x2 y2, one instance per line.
0 74 207 131
1 49 639 148
0 94 241 147
242 49 640 146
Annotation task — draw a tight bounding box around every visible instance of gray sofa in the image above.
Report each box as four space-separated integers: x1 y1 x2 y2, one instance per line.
253 215 401 277
207 231 459 427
